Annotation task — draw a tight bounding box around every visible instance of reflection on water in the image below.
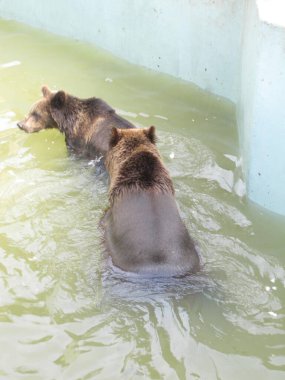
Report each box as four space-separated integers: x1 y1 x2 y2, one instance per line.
0 19 284 380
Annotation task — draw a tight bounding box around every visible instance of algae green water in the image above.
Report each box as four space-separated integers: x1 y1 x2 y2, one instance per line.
0 19 285 380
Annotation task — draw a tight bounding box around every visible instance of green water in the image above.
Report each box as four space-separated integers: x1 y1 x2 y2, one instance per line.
0 19 285 380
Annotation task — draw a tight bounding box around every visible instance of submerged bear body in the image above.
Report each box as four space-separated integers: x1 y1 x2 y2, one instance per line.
104 191 200 276
103 127 200 276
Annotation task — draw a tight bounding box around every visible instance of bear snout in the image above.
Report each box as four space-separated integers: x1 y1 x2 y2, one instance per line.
17 121 30 132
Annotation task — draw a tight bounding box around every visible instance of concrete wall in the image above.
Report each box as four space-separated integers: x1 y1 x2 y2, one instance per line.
0 0 245 102
238 0 285 215
1 0 285 215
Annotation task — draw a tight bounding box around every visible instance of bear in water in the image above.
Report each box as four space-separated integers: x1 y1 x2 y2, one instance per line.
18 86 135 159
102 126 200 276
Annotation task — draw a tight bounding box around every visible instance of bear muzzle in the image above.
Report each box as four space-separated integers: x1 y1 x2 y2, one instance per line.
17 121 25 130
17 120 32 133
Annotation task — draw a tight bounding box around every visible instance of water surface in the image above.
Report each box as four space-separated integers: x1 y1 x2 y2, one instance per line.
0 19 284 380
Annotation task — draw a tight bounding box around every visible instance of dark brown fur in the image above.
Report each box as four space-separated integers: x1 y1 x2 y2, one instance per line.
103 127 200 276
18 86 135 159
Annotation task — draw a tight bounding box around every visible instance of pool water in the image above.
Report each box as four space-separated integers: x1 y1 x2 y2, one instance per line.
0 19 284 380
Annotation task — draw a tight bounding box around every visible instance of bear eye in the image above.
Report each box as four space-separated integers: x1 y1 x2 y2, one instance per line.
31 111 41 120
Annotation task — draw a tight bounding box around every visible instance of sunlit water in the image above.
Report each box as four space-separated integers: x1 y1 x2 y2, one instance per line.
0 20 285 380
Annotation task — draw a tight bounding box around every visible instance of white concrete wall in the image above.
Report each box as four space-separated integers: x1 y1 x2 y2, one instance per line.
0 0 245 102
238 0 285 215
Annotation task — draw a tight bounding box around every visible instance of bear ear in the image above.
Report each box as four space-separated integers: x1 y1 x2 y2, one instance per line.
110 127 121 148
51 91 66 109
42 85 52 98
144 126 157 144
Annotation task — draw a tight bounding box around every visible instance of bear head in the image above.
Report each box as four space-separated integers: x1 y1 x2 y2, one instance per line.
106 126 157 177
17 86 67 133
109 126 156 151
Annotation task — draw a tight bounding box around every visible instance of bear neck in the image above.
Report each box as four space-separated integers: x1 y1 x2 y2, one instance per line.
50 96 102 136
50 106 78 136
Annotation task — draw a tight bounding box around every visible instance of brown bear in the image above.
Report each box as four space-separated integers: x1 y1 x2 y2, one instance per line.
17 86 135 159
102 126 200 276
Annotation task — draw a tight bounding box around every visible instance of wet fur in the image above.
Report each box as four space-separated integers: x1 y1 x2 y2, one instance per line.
103 127 200 276
18 86 135 159
109 150 174 204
